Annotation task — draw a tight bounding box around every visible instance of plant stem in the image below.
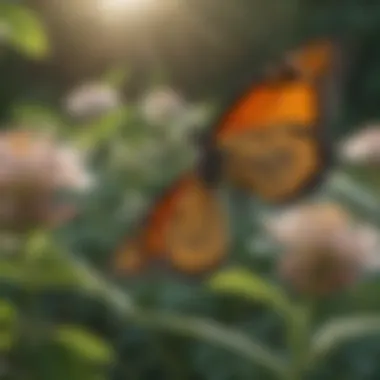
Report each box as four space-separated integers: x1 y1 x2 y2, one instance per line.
28 233 286 378
70 257 286 377
285 300 314 380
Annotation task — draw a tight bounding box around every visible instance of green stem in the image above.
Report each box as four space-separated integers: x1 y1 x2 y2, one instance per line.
131 309 286 376
24 233 286 377
70 258 286 377
285 300 314 380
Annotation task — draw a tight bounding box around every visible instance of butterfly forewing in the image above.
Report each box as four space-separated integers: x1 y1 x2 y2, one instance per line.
212 40 343 203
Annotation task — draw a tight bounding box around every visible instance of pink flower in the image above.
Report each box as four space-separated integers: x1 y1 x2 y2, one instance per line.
0 130 92 231
267 203 369 296
339 124 380 165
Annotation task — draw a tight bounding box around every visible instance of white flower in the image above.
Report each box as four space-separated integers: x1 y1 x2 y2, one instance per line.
339 124 380 164
63 82 121 120
140 87 186 126
52 146 93 191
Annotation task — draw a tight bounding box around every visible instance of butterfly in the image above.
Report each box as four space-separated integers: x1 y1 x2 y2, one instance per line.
207 39 345 203
112 39 347 277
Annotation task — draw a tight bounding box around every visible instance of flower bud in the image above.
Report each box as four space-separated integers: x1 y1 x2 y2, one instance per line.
63 82 121 121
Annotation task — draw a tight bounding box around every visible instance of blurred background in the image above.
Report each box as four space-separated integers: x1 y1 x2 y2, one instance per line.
2 0 380 379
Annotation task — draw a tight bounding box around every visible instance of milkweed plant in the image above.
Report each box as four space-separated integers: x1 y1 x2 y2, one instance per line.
1 2 380 380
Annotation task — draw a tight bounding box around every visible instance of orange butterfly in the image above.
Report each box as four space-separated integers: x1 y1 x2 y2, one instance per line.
112 39 346 276
209 39 344 203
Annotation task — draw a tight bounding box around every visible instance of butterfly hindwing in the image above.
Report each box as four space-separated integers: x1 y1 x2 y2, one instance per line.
112 172 229 277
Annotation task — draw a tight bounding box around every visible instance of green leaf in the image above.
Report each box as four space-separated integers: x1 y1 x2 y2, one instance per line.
26 231 50 261
11 103 62 131
328 173 380 224
0 261 25 283
0 300 17 324
343 166 380 195
310 316 380 363
53 326 115 365
76 107 131 150
28 260 84 289
133 310 286 376
0 331 15 351
0 301 18 351
208 268 292 316
0 3 50 59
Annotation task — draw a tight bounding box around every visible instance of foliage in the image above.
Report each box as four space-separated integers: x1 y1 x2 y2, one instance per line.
1 1 380 380
0 1 49 60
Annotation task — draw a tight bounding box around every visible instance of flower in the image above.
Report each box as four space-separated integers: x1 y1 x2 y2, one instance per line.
339 124 380 165
355 224 380 271
0 130 92 231
140 87 186 126
265 202 350 249
63 82 121 121
266 203 370 296
52 145 93 190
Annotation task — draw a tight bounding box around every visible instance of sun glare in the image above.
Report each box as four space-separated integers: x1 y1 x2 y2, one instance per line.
98 0 155 14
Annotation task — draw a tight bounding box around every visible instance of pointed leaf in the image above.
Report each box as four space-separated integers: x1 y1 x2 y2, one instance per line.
0 331 15 351
0 261 25 283
26 231 50 260
11 103 62 130
0 3 50 59
208 268 292 316
28 259 93 291
0 300 17 324
76 107 131 149
0 301 18 351
310 316 380 363
53 326 115 364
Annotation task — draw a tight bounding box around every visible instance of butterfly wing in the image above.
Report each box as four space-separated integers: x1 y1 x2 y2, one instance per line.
210 39 344 203
112 172 229 276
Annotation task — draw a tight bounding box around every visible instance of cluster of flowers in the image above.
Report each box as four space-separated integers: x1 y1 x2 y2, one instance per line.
0 82 193 233
2 77 380 299
64 81 190 129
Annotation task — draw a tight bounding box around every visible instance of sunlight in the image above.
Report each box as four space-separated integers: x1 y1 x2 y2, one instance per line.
98 0 155 14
